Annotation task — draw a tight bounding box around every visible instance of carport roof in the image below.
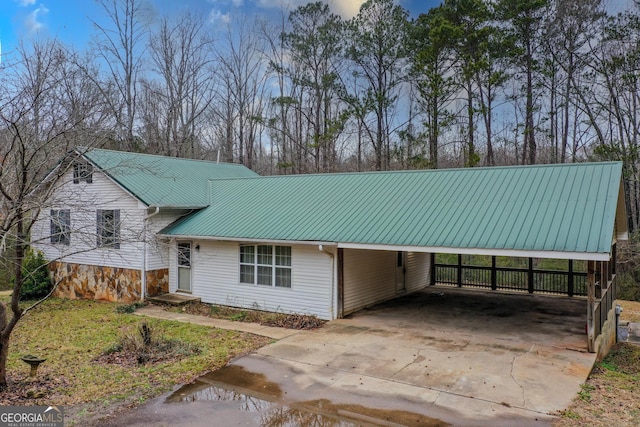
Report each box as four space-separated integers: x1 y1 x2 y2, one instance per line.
161 161 627 260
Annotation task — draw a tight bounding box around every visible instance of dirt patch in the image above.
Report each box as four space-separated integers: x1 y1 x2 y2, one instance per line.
554 343 640 427
0 372 71 406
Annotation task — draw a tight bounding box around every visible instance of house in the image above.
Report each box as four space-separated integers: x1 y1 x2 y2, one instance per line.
32 148 258 302
32 149 628 357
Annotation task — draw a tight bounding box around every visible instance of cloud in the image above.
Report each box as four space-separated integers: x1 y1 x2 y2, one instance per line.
255 0 366 18
16 0 37 6
25 4 49 33
209 9 231 24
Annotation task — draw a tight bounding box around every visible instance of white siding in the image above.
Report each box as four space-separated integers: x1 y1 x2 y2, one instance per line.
169 240 335 320
31 168 146 270
343 249 396 315
406 252 431 292
145 209 192 271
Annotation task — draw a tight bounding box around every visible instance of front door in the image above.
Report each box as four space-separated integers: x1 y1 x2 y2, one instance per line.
396 251 406 293
177 242 192 292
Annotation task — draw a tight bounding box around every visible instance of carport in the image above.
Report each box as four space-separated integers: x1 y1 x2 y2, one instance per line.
331 162 628 358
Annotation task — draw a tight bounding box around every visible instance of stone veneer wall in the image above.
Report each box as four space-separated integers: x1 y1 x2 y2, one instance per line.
50 262 141 303
146 268 169 297
595 304 618 362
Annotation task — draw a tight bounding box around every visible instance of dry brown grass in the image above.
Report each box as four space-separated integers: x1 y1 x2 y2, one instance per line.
619 300 640 323
553 343 640 427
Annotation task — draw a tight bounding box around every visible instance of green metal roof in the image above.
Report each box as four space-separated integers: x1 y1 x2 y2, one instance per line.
162 162 626 259
82 148 257 207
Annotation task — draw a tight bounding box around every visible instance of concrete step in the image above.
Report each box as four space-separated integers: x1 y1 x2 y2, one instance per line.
147 293 201 306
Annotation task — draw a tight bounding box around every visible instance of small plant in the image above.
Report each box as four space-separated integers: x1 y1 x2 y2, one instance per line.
19 249 51 301
102 321 201 365
578 383 595 402
230 311 248 321
115 302 145 314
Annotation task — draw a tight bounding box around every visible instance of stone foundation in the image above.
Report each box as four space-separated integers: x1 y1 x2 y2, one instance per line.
595 304 618 362
146 268 169 297
50 262 141 303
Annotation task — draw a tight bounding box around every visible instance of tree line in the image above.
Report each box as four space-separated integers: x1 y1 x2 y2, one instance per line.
1 0 640 227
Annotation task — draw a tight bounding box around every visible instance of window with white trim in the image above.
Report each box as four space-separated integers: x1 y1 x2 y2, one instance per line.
50 209 70 245
97 209 120 249
240 245 292 288
73 161 93 184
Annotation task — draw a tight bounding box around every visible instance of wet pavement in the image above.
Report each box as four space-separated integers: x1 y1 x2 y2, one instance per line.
101 288 596 426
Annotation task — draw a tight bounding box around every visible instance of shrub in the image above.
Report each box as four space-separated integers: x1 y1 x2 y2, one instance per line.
19 249 51 301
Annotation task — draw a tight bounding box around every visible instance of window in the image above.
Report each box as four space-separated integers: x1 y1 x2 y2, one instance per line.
240 245 291 288
177 243 191 267
73 161 93 184
97 209 120 249
50 209 70 245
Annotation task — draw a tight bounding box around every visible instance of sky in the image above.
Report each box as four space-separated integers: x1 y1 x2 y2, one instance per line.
0 0 442 59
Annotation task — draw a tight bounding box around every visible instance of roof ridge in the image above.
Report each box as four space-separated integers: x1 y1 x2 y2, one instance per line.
207 161 622 182
86 147 247 168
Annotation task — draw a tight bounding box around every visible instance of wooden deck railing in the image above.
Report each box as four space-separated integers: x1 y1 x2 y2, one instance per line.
433 260 587 296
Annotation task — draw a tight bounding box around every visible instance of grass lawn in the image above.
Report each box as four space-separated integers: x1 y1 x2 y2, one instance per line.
1 297 270 425
553 343 640 427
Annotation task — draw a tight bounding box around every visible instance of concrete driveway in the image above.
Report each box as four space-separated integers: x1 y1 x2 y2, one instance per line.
231 287 596 426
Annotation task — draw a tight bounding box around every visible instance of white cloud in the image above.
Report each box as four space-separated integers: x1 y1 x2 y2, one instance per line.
16 0 37 6
209 9 231 24
255 0 366 18
25 4 49 33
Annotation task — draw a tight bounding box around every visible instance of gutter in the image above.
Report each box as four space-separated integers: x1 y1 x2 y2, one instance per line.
319 245 336 320
141 207 160 301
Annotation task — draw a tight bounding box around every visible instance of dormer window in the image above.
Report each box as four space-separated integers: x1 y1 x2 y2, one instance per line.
73 161 93 184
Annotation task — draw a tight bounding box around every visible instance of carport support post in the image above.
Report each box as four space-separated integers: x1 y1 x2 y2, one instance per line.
457 254 463 287
528 258 534 293
587 260 596 353
491 256 497 290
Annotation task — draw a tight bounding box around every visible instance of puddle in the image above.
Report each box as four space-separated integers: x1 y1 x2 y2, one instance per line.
167 365 450 426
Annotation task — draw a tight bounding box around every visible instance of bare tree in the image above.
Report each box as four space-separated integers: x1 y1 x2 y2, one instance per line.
0 39 107 390
144 12 215 157
92 0 152 150
213 18 269 169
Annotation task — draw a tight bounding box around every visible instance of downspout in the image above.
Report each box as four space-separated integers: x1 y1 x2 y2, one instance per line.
319 245 336 320
141 207 160 302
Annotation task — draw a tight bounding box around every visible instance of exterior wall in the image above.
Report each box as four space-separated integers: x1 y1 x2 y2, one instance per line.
406 252 431 292
595 304 618 362
169 240 335 320
146 268 169 297
31 168 186 303
145 209 191 271
50 261 141 303
343 249 396 316
31 167 146 270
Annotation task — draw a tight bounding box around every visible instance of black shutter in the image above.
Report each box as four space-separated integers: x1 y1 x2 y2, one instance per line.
96 210 102 247
113 210 120 249
50 210 56 244
86 163 93 184
63 210 71 245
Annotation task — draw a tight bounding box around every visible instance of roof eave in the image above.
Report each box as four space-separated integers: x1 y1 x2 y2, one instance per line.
338 243 612 261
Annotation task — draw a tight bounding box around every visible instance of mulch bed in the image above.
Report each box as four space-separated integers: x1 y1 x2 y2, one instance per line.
168 302 326 330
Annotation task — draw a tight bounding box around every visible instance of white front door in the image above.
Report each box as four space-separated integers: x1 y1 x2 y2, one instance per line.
396 251 406 293
177 242 192 292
